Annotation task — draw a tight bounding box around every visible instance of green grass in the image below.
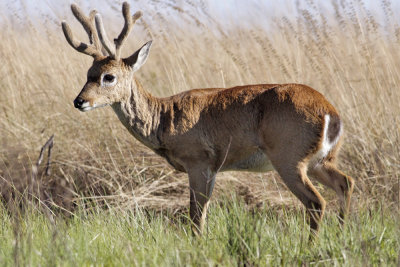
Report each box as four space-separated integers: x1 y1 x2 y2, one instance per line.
1 198 399 266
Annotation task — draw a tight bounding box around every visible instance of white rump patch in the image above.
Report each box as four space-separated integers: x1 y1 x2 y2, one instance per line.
320 114 332 158
310 114 342 166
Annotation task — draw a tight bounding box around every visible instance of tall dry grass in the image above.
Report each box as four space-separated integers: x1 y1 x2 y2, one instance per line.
0 0 399 213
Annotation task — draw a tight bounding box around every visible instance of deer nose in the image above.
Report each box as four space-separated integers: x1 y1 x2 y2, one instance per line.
74 97 85 109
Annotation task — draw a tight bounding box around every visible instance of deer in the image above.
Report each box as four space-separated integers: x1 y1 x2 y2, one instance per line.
61 2 354 237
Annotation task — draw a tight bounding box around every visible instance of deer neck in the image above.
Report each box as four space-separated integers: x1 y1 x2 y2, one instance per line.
111 79 162 150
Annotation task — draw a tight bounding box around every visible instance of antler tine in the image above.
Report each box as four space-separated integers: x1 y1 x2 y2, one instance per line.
61 4 103 58
114 2 143 60
70 4 101 49
61 21 102 58
95 14 116 57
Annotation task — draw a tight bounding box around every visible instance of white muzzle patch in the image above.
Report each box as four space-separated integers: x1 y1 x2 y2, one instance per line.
79 102 108 112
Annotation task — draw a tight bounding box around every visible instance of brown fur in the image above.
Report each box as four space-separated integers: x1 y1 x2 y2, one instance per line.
63 2 354 237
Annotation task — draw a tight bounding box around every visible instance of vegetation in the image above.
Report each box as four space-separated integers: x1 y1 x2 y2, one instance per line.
0 0 399 265
1 199 399 266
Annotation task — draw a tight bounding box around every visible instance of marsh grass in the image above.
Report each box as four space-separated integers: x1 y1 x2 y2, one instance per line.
0 197 399 266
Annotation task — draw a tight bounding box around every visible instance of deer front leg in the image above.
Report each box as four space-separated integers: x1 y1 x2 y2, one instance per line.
187 167 216 235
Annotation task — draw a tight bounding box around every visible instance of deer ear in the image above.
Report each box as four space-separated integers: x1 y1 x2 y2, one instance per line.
123 41 152 72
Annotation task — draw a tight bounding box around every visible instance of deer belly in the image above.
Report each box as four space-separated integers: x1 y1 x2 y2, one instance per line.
226 150 275 172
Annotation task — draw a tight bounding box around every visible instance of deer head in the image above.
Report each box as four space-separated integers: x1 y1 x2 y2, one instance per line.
62 2 152 111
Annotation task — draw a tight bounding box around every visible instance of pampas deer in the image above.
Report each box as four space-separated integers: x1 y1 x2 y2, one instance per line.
62 2 354 236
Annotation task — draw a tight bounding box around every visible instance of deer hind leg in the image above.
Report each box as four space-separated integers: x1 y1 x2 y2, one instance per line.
187 167 216 235
274 161 326 235
309 162 354 221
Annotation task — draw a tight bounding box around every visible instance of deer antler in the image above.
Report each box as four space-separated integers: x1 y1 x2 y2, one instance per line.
61 4 103 58
94 13 115 57
113 2 142 60
63 2 142 60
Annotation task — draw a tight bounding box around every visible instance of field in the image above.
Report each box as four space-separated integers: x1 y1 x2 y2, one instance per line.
0 0 399 265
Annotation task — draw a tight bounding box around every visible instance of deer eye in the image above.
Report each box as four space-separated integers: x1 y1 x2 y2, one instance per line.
104 74 114 82
102 74 117 86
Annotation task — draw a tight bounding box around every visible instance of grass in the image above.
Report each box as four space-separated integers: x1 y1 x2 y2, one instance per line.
1 198 399 266
1 0 400 265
